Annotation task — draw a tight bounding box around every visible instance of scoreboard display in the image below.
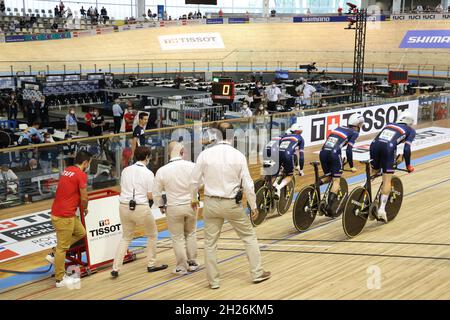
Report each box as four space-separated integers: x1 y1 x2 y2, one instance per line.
388 71 408 84
185 0 217 4
211 78 235 104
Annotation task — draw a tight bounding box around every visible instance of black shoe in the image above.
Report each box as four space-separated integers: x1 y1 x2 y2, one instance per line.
111 270 119 278
147 264 168 273
325 192 337 217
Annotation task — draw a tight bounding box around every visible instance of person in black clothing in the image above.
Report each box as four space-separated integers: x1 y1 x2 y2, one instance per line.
132 112 148 157
0 1 6 14
80 6 86 18
91 108 105 136
54 6 59 17
38 96 49 127
16 91 24 115
252 81 265 109
26 97 39 126
62 133 78 167
8 93 18 121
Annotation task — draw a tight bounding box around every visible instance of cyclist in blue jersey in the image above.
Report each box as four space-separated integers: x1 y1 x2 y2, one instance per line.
369 111 416 223
273 123 305 200
319 113 365 217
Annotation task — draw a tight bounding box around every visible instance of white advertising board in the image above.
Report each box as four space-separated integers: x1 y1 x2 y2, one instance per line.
295 100 419 147
158 32 225 50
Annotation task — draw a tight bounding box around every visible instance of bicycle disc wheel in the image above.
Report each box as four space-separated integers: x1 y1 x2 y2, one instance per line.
252 186 271 226
277 179 295 216
292 186 318 231
247 178 265 210
342 187 370 238
386 176 403 222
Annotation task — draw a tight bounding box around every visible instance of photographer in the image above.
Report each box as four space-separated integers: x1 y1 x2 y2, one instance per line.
111 146 167 278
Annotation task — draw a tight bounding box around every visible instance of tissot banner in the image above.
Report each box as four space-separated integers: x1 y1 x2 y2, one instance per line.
295 100 419 147
158 32 225 50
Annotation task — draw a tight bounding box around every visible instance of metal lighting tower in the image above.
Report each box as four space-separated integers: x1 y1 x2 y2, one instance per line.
346 8 368 103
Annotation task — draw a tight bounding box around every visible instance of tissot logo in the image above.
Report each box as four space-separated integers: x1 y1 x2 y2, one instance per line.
326 115 340 137
0 221 18 231
99 219 110 227
311 118 326 142
89 223 121 237
310 104 410 143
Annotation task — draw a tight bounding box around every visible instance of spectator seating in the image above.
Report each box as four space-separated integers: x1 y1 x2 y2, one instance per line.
0 8 114 35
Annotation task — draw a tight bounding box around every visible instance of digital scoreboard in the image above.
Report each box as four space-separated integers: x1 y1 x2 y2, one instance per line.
211 77 235 104
388 71 408 84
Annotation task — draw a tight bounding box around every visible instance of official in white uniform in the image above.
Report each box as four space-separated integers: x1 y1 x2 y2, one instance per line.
153 142 199 275
191 122 271 289
295 78 316 106
111 146 167 278
265 81 282 111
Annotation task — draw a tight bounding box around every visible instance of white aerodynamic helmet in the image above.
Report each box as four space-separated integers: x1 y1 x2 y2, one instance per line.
290 123 304 133
398 111 414 126
348 113 365 127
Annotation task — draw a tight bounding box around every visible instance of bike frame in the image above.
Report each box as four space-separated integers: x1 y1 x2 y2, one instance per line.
362 155 408 208
311 162 334 203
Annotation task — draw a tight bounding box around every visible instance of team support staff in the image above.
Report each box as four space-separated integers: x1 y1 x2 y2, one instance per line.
46 151 92 288
266 81 282 112
153 142 199 275
111 146 167 278
296 78 316 106
191 122 271 289
112 99 123 134
131 112 149 158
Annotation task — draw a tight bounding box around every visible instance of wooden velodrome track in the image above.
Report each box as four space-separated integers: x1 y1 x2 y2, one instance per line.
0 20 449 73
1 118 449 299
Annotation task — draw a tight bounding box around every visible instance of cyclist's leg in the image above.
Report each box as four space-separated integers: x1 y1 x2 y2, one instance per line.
326 152 343 215
378 146 395 220
274 154 294 197
369 141 382 176
319 149 332 184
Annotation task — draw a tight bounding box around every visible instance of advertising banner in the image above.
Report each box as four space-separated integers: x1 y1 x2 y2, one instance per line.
72 30 95 38
399 30 450 49
293 15 385 23
5 35 26 42
391 13 450 21
6 32 71 42
228 17 249 24
206 18 224 24
84 195 123 267
295 100 419 147
158 32 225 50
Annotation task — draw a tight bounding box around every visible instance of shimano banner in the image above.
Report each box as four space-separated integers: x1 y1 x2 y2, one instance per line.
293 15 385 23
400 30 450 49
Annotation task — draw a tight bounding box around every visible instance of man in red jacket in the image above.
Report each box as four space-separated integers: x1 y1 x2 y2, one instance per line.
46 151 92 288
